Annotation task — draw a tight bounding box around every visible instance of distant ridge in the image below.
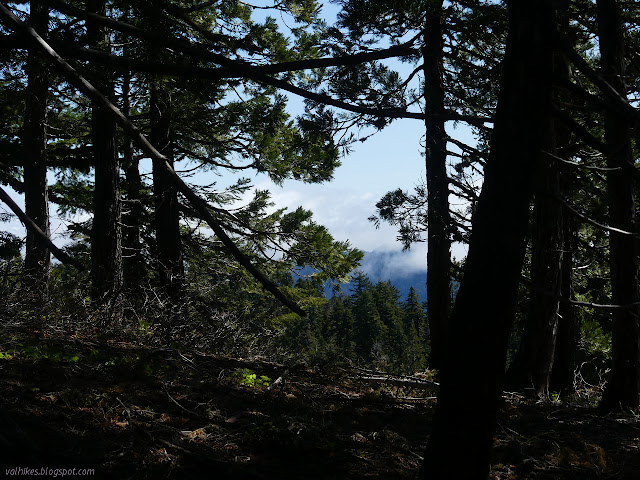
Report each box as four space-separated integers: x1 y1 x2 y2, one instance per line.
295 250 427 301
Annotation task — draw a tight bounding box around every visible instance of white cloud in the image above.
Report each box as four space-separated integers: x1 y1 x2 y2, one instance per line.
260 180 407 252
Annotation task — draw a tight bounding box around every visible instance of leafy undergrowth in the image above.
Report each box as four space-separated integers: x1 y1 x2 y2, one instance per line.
0 331 639 479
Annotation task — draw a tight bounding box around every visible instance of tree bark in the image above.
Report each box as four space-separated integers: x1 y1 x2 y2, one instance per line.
419 1 556 477
506 142 563 397
504 2 572 399
121 68 146 295
86 0 123 310
22 2 50 291
422 0 451 372
550 209 576 394
150 81 183 297
596 0 640 412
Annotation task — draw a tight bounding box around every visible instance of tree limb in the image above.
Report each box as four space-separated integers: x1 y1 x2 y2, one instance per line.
554 194 640 239
551 106 610 153
44 0 417 74
542 150 620 172
0 3 305 316
0 185 84 271
38 0 493 125
520 274 640 312
558 34 640 125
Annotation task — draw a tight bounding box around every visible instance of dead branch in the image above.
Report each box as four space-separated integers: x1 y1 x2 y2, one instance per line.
356 376 440 391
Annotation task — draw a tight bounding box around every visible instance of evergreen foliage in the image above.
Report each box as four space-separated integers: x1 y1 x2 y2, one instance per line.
287 271 427 373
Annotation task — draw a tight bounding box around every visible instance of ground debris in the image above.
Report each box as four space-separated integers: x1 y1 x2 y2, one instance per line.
0 333 638 479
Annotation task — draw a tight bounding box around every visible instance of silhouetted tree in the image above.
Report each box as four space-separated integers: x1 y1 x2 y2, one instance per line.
597 0 640 412
420 1 557 477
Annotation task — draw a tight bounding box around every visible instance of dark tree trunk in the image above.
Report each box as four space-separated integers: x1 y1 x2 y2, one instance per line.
22 2 50 291
87 0 123 309
549 31 577 393
121 69 146 295
419 1 556 478
150 81 183 297
422 0 451 372
506 143 563 397
504 3 572 398
550 210 577 394
596 0 640 412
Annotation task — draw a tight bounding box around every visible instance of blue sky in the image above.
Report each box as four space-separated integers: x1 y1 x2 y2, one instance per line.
251 117 473 272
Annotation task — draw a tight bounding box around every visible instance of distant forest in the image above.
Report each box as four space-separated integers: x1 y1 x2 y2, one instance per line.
1 1 640 478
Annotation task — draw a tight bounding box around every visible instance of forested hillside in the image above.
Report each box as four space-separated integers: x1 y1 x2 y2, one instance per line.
1 1 640 479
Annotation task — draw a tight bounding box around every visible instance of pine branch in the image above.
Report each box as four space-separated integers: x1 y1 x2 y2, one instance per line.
520 274 640 313
0 3 305 317
37 0 493 125
551 106 609 153
0 185 85 271
558 34 640 125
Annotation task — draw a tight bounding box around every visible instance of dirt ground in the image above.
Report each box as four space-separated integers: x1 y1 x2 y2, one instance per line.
1 332 639 479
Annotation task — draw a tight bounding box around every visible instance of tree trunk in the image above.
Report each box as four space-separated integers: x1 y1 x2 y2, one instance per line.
506 143 563 397
87 0 123 311
121 69 146 296
150 81 183 297
422 0 451 372
419 1 556 478
22 2 50 292
504 3 572 398
596 0 640 412
550 210 576 394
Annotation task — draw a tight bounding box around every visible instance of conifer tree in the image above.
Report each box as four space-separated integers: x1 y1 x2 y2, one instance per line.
420 1 557 476
403 286 427 370
22 1 50 292
326 295 355 357
596 0 640 411
86 0 123 310
372 280 406 369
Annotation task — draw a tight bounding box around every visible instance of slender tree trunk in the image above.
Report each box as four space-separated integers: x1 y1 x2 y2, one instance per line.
549 33 577 393
422 0 451 371
596 0 640 412
22 2 50 292
150 81 183 297
419 1 556 477
550 210 576 394
87 0 123 311
121 69 146 296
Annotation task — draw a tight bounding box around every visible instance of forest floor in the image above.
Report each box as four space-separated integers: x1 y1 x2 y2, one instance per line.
0 329 639 479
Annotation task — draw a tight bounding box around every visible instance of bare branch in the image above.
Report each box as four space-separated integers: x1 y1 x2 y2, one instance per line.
520 275 640 313
542 150 620 172
555 195 640 239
